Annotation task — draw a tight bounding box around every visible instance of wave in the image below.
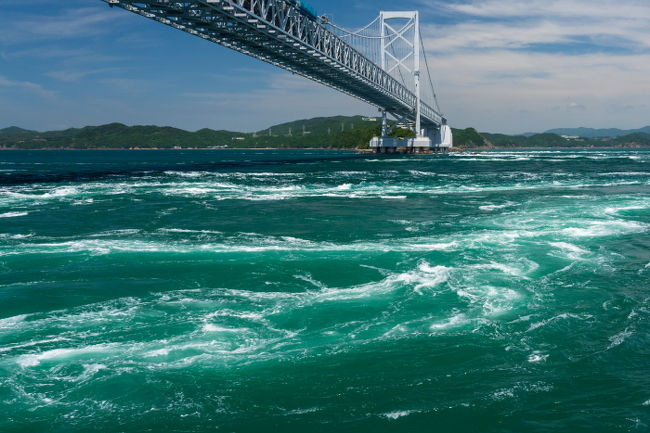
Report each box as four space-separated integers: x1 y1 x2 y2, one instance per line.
479 202 515 211
2 201 647 256
1 256 532 377
0 211 28 218
17 344 119 368
560 220 646 237
1 172 649 208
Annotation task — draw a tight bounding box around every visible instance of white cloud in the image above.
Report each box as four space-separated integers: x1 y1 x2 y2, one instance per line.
427 49 650 132
416 0 650 132
0 75 54 98
442 0 650 20
1 7 119 43
46 67 129 82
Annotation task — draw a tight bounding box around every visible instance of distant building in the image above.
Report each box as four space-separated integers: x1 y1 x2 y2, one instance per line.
362 117 377 122
231 137 246 141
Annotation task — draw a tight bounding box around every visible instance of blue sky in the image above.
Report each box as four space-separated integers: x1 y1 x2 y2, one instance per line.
1 0 649 134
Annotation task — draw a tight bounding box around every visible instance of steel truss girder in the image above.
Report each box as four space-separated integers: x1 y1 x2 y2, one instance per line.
103 0 444 127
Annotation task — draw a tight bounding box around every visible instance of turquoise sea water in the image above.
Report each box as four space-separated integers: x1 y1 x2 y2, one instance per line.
1 148 649 432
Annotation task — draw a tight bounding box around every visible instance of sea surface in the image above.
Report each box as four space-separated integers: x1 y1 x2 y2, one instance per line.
1 148 649 432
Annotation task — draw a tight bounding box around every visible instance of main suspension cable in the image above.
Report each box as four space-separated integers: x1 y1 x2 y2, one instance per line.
419 31 442 114
326 16 415 40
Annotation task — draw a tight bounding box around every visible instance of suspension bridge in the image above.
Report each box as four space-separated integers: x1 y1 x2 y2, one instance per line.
103 0 453 151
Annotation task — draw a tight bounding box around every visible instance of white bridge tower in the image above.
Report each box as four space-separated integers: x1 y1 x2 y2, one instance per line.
372 11 453 152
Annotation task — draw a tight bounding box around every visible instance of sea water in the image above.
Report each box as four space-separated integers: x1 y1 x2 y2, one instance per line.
0 149 649 432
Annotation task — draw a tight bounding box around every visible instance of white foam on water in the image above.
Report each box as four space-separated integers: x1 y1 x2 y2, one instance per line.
202 324 249 333
430 313 468 331
0 314 29 330
549 242 590 260
164 171 214 178
204 309 267 322
167 186 225 196
401 241 459 252
479 204 510 211
72 198 94 206
607 329 633 350
413 263 450 293
527 313 590 332
18 239 169 255
448 260 525 316
2 234 472 256
0 337 69 354
0 183 132 207
0 211 28 218
90 229 141 237
561 220 647 238
490 388 515 401
0 233 33 240
604 205 647 215
527 351 549 363
549 242 588 254
294 273 327 290
43 186 80 198
490 382 553 402
481 287 521 316
143 347 172 358
317 263 451 303
17 344 118 368
159 228 223 235
470 262 524 277
598 172 650 176
284 407 321 415
77 363 108 382
382 410 417 420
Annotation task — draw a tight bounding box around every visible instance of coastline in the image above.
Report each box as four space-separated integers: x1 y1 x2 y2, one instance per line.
0 147 358 151
2 145 648 152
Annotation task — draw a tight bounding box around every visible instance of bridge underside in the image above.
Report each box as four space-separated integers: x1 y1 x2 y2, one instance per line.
104 0 444 131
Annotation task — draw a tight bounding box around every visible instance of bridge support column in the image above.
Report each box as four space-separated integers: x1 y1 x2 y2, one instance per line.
415 70 422 138
414 12 422 139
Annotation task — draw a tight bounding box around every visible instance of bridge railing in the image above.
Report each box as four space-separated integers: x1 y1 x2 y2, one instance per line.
221 0 433 118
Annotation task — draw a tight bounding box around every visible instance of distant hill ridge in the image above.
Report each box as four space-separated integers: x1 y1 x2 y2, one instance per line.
0 122 241 149
1 117 650 149
0 126 36 135
255 115 378 136
540 126 650 138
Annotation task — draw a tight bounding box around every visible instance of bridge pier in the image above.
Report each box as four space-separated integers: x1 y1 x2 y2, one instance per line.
369 124 453 154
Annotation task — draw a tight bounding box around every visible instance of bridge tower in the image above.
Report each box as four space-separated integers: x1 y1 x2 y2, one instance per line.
371 11 453 152
380 12 421 137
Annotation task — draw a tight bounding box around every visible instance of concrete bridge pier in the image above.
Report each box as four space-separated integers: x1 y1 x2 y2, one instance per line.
369 123 453 154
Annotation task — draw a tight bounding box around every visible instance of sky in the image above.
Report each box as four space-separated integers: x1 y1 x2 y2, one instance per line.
1 0 649 134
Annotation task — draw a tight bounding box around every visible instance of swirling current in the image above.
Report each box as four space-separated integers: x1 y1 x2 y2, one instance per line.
1 149 649 432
